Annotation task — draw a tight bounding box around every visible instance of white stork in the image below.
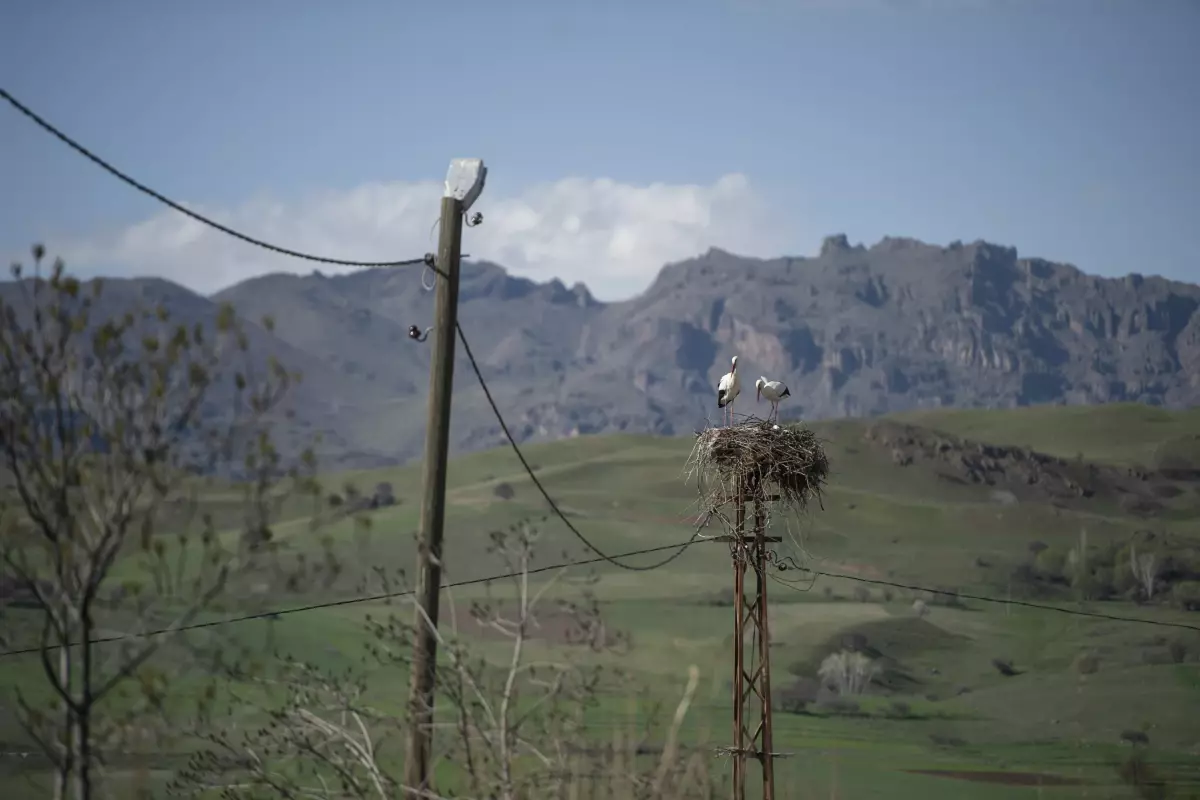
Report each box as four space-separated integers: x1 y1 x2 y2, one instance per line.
755 376 791 423
716 356 741 427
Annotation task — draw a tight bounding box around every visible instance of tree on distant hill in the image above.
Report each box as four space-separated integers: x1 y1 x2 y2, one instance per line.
0 246 323 800
1130 544 1160 600
818 651 880 697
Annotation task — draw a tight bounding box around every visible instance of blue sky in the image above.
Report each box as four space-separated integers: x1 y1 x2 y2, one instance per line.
2 0 1197 298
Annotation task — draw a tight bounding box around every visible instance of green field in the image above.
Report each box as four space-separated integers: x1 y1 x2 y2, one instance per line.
2 403 1199 798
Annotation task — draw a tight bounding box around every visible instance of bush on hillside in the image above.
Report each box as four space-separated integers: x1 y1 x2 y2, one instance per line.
814 696 860 716
1034 545 1071 583
1116 750 1167 800
1005 532 1200 605
493 482 515 501
991 658 1020 677
777 677 820 714
1073 650 1101 675
1153 434 1200 480
372 482 396 507
1172 581 1200 611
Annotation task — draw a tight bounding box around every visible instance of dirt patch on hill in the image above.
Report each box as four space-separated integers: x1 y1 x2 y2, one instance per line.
904 769 1087 787
864 421 1193 517
445 601 625 649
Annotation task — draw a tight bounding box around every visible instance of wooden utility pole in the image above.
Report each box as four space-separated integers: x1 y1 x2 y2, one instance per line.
403 159 487 798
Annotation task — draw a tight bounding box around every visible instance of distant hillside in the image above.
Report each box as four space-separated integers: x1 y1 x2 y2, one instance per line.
10 235 1199 466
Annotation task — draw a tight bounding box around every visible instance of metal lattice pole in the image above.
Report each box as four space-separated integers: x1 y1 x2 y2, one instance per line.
720 475 780 800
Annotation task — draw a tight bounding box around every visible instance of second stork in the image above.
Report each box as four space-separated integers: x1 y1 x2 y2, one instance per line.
755 376 791 423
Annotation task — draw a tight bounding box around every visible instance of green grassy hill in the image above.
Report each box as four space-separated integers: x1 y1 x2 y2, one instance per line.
2 404 1199 798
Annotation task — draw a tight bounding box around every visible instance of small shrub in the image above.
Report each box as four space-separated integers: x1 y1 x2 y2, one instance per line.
1116 750 1166 800
1120 730 1150 746
1153 434 1200 480
840 632 869 652
1167 639 1188 664
493 482 515 501
777 677 819 714
1073 650 1101 675
1151 483 1183 499
1035 547 1069 581
1141 648 1174 666
929 733 967 748
853 586 871 603
822 586 834 599
931 588 965 608
886 700 911 719
372 482 396 507
882 588 895 602
1172 580 1200 611
816 696 860 716
991 658 1020 677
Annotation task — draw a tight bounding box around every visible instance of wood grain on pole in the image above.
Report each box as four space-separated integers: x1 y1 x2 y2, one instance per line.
403 194 464 797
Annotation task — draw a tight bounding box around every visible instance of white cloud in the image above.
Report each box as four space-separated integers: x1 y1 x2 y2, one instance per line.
59 173 786 300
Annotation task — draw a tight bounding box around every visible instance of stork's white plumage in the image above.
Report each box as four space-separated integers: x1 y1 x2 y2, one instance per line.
716 356 741 427
755 376 791 423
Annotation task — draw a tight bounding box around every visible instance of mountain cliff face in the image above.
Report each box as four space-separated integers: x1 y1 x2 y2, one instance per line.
13 235 1197 466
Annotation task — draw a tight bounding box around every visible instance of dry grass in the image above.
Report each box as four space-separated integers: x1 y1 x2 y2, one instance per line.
686 418 829 523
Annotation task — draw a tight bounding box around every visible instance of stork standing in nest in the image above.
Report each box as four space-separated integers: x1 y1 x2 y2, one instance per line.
716 355 741 427
756 376 791 423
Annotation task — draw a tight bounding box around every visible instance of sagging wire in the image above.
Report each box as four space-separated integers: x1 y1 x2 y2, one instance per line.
766 550 819 591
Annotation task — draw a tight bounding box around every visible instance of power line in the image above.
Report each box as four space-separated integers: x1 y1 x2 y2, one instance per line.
0 541 698 659
772 556 1200 632
4 537 1194 660
1 87 436 272
456 321 699 571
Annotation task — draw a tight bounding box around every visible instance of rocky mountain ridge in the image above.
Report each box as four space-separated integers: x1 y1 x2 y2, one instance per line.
9 235 1198 467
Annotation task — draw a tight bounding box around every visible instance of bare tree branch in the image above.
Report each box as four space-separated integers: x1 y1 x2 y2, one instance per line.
0 246 325 799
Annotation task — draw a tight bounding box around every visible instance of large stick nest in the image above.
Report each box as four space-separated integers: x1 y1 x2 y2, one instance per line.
687 417 829 514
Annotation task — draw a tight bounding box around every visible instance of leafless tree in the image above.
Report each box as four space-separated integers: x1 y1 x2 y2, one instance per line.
0 246 321 799
173 520 716 799
818 650 881 696
1130 544 1159 600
